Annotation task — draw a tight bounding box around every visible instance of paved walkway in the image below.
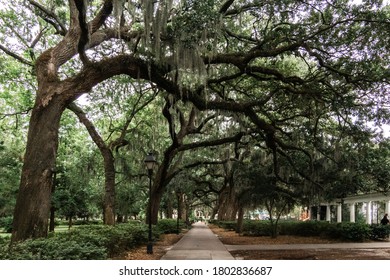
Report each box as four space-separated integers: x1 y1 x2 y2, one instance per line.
161 222 390 260
160 222 235 260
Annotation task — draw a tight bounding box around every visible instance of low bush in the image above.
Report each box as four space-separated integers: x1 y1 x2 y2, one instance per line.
211 221 237 231
156 219 186 234
323 222 371 242
242 220 272 236
0 223 153 260
0 217 13 233
64 223 151 257
0 221 183 260
370 224 390 240
212 219 376 242
7 238 107 260
279 221 330 237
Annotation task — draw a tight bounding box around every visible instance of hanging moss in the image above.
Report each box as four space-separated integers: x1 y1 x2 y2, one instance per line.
113 0 125 35
129 0 221 88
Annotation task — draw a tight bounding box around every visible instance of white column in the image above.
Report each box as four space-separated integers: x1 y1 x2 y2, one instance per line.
366 201 372 224
305 207 310 220
309 207 313 220
317 206 321 221
326 205 331 222
337 203 342 223
349 203 356 223
385 200 390 214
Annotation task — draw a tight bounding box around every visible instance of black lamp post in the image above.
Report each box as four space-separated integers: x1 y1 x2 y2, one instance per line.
144 152 156 254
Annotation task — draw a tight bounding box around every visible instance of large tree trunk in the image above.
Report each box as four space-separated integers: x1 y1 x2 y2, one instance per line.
11 0 136 242
11 1 87 242
102 149 116 225
166 194 173 219
179 193 186 221
217 184 238 221
236 206 244 234
150 186 164 225
12 95 66 242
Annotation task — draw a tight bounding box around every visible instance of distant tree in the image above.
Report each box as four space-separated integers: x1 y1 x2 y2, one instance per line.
51 169 90 229
0 141 21 217
238 150 299 237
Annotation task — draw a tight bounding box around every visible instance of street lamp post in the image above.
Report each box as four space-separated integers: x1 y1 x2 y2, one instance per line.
144 152 156 254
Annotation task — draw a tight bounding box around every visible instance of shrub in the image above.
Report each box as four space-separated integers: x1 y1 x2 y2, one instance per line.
0 236 107 260
156 219 186 234
65 223 150 257
325 222 371 242
242 220 272 236
212 221 237 231
0 217 13 233
370 224 390 240
0 223 152 260
279 221 330 237
0 236 11 257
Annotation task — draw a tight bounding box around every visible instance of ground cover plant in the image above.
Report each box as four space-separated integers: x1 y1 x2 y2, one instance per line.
0 219 187 260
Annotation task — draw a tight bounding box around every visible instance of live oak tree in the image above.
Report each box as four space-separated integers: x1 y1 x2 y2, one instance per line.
146 95 247 224
67 77 157 225
0 0 388 242
53 110 103 226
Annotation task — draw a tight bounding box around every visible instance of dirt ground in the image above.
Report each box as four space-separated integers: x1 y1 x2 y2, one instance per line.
210 225 390 260
113 232 185 260
116 225 390 260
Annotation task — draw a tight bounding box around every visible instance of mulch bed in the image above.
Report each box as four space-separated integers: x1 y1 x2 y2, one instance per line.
209 225 390 260
113 233 184 260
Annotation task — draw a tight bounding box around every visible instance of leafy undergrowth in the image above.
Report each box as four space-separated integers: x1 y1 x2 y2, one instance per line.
209 224 340 245
0 219 188 260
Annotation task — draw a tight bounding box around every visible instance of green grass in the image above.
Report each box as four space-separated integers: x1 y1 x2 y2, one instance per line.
53 225 75 232
0 225 77 237
0 228 10 238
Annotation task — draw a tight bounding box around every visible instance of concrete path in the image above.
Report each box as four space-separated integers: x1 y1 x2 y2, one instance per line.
160 222 235 260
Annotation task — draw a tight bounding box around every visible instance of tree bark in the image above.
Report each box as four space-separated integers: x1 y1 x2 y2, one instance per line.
149 183 164 225
179 194 186 221
68 103 116 225
236 206 244 234
49 171 57 232
217 184 239 221
11 95 66 242
102 149 116 225
166 194 173 219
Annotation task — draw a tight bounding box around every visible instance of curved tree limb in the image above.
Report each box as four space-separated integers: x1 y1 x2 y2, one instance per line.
28 0 68 35
0 44 33 66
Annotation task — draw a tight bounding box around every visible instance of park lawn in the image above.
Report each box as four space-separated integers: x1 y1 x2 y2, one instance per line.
54 225 74 232
0 228 10 238
0 225 78 238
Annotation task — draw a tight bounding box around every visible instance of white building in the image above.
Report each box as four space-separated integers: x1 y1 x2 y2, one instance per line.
310 192 390 224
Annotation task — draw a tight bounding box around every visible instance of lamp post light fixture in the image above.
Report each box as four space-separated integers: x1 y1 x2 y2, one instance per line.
144 152 156 254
